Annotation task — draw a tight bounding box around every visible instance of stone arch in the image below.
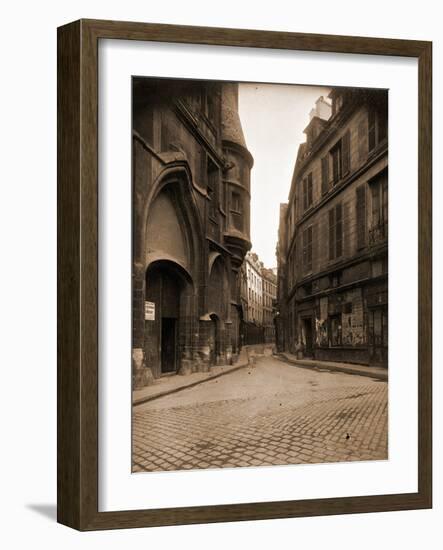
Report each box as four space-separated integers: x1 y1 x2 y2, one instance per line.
207 253 230 320
140 164 204 275
144 259 195 378
203 254 232 366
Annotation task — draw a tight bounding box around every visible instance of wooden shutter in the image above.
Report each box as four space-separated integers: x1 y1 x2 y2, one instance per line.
303 178 307 211
321 156 329 195
358 118 367 164
307 173 313 207
335 203 343 258
328 208 335 260
356 185 366 249
371 182 380 226
342 130 350 175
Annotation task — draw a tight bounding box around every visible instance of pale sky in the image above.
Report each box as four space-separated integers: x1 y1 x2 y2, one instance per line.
239 83 331 268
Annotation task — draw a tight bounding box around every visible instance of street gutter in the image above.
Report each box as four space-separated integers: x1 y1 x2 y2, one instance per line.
278 353 388 381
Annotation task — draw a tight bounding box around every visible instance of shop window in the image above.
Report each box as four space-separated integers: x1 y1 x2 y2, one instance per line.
329 315 342 346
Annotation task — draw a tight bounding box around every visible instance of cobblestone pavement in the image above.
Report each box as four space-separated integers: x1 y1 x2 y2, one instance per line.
132 356 388 472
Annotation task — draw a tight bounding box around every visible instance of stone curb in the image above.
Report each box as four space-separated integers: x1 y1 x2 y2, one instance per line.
277 353 388 381
133 359 250 407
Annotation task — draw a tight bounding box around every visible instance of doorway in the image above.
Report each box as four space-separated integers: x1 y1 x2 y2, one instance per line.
209 314 220 365
161 317 177 373
145 261 186 378
302 317 313 357
368 307 388 366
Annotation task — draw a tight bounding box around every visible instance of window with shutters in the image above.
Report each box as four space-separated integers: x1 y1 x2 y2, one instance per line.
331 141 342 184
341 130 351 176
356 185 367 249
369 171 388 245
329 203 343 260
321 155 329 195
368 101 388 152
302 226 313 272
302 172 313 211
330 131 350 186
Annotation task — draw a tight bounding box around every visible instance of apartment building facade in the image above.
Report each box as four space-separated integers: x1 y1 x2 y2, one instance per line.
279 89 388 366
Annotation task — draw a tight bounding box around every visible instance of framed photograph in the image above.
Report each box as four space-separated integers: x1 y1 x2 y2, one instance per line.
57 19 432 530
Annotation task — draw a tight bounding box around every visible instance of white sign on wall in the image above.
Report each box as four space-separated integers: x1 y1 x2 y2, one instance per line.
144 301 155 321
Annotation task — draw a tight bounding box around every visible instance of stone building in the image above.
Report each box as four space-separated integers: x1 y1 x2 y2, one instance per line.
278 88 388 366
262 267 277 343
242 251 264 325
132 78 253 388
240 251 277 345
275 203 288 352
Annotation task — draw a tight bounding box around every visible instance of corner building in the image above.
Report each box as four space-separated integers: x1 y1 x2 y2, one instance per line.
280 89 388 366
132 79 253 388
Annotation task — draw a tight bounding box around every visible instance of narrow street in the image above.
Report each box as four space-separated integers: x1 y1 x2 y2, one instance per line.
132 356 388 472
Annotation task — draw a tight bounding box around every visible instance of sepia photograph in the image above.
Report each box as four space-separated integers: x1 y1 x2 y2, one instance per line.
131 77 388 473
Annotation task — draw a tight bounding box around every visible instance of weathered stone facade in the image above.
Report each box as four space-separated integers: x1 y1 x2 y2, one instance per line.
277 89 388 366
132 79 253 388
262 268 277 343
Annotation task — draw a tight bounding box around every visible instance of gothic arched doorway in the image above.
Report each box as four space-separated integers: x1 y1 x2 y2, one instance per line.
144 261 193 377
208 313 220 365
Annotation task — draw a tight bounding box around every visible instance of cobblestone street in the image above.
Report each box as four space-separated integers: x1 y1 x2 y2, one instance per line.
132 356 388 472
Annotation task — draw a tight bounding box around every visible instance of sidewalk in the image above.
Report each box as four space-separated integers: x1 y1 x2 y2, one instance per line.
278 352 388 381
133 348 250 406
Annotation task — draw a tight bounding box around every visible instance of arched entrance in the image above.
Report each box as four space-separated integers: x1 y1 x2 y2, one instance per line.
144 261 193 377
208 313 220 365
206 254 230 366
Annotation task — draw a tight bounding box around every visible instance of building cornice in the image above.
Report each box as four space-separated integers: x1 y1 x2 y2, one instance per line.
285 242 388 302
290 272 388 306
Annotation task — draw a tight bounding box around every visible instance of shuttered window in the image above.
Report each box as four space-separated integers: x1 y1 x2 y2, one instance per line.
356 185 367 249
358 119 367 164
329 203 343 260
331 142 341 184
303 172 313 211
303 226 313 271
342 130 351 175
321 156 329 195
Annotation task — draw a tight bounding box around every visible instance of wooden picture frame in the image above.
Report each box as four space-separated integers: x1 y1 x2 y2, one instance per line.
57 19 432 530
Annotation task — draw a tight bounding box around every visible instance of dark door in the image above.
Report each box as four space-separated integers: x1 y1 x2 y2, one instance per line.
208 318 218 365
369 307 388 366
161 318 177 373
303 318 313 357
